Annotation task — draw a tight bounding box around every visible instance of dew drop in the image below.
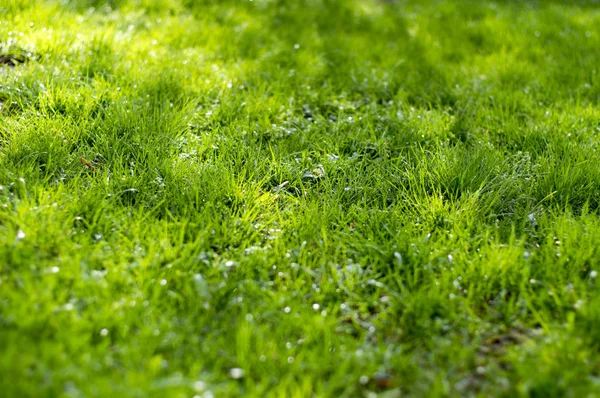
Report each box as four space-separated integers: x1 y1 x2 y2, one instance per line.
193 381 206 392
229 368 244 379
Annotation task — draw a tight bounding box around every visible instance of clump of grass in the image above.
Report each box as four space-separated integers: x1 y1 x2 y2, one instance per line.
2 0 600 396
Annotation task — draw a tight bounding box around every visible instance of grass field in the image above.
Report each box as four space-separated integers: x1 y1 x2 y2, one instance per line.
2 0 600 396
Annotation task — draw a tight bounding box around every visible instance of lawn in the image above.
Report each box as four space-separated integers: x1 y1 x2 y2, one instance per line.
1 0 600 396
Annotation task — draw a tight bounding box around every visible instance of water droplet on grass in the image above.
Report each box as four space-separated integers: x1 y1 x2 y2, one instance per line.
312 303 320 310
100 328 108 336
193 381 206 392
229 368 244 379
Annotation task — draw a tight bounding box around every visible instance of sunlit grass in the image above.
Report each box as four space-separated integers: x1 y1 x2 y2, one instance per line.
2 0 600 396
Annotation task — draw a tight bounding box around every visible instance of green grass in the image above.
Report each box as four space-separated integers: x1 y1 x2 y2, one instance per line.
2 0 600 396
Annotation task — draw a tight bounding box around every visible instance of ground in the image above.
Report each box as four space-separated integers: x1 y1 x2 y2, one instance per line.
1 0 600 396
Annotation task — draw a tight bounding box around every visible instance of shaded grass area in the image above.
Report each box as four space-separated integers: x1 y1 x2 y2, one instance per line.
1 0 600 396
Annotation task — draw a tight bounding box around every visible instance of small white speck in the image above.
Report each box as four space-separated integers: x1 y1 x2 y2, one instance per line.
50 266 60 274
312 303 320 310
286 342 292 349
100 328 109 336
359 375 369 385
193 381 206 392
321 310 327 316
160 279 167 286
294 43 300 49
284 306 291 313
530 279 536 284
16 229 26 241
590 270 597 279
476 366 485 375
229 368 244 379
259 355 266 362
287 356 295 363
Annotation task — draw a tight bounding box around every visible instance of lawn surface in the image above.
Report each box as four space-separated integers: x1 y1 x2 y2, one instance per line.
2 0 600 396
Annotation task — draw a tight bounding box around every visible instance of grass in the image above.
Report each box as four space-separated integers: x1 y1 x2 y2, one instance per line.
1 0 600 396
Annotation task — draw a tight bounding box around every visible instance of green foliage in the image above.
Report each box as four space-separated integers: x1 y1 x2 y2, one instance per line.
2 0 600 396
